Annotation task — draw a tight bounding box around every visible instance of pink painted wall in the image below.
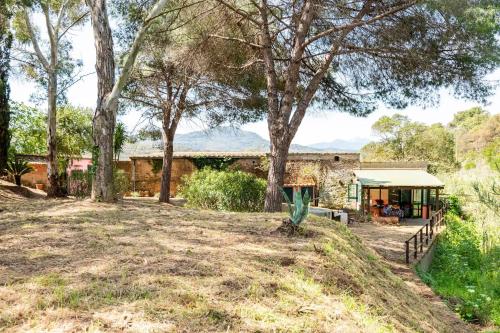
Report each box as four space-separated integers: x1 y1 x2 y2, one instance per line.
67 158 92 172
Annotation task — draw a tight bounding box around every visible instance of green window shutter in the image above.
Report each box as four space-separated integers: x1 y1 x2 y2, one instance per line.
348 184 358 201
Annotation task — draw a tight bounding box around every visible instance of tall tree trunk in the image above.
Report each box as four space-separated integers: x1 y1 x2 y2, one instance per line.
87 0 116 202
46 71 62 197
87 0 170 202
264 130 290 212
0 33 11 175
159 129 174 203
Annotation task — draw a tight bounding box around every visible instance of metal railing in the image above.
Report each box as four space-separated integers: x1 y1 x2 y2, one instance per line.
404 207 445 264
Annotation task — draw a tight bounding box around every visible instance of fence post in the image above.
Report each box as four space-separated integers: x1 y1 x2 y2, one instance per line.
414 236 417 259
425 224 429 245
420 229 423 253
430 216 434 239
405 240 410 264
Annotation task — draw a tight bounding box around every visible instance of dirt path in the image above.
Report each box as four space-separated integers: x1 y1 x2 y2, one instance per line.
349 221 476 333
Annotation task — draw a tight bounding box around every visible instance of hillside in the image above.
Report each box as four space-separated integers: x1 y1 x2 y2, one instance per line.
121 127 360 159
0 179 46 201
0 197 472 332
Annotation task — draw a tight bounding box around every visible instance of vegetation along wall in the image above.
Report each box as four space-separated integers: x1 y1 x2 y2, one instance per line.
127 153 359 206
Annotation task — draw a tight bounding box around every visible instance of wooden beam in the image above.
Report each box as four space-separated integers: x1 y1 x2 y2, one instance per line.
131 159 136 192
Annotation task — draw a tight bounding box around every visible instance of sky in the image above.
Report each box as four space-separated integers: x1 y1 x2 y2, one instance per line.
10 22 500 146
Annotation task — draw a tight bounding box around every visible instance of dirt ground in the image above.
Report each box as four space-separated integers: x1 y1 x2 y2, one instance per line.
349 219 434 264
0 193 475 332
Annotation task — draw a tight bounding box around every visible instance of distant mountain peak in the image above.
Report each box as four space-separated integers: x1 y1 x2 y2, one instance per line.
120 127 365 160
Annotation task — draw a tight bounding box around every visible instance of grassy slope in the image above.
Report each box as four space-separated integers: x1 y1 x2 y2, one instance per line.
0 197 471 332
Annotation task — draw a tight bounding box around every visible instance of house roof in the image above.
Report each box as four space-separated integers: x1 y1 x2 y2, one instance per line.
130 151 359 159
354 169 444 188
359 161 428 170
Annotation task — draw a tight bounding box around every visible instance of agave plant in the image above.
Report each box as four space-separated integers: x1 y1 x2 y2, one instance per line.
279 187 310 227
5 159 34 186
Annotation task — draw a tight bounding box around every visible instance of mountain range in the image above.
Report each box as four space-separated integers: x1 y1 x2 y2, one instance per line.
120 127 369 159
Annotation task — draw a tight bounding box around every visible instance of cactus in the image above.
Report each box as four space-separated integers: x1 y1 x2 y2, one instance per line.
280 187 311 226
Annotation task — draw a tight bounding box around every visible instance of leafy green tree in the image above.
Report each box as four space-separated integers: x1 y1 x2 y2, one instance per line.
361 114 457 173
9 103 93 161
449 107 490 131
413 124 458 173
9 103 46 154
56 105 93 161
12 0 88 196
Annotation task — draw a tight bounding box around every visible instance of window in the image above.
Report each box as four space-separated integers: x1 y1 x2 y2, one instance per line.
282 187 293 203
389 189 400 205
301 186 313 199
369 188 388 205
348 184 358 201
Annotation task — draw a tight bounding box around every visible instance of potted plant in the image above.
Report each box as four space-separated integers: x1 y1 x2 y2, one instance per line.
35 183 45 190
5 158 34 186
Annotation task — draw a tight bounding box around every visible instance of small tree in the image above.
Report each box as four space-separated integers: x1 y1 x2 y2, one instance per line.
5 158 33 186
113 122 126 162
121 3 265 203
12 0 88 196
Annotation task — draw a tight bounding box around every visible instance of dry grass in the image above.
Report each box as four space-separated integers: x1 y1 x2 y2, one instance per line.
0 195 473 332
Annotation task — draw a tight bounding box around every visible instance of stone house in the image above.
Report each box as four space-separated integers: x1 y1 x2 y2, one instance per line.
128 151 360 208
15 151 360 209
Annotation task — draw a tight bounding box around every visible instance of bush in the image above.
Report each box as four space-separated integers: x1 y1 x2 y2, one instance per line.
445 194 463 216
180 168 266 212
68 170 92 198
113 169 130 199
425 212 500 325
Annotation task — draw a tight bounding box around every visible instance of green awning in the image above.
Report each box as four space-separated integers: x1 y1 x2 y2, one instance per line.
354 169 444 187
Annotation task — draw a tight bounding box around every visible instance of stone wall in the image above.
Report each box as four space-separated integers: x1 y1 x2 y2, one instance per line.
283 154 360 209
22 163 48 188
19 153 360 208
130 158 197 196
128 157 267 196
127 153 359 207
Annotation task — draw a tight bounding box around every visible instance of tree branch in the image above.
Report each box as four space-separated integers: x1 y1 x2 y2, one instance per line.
215 0 261 26
58 11 90 41
23 11 50 71
302 1 417 49
105 0 171 109
208 34 262 49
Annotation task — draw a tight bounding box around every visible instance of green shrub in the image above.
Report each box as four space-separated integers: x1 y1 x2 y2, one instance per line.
445 195 463 216
180 168 266 212
113 169 130 199
68 170 92 198
425 212 500 325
